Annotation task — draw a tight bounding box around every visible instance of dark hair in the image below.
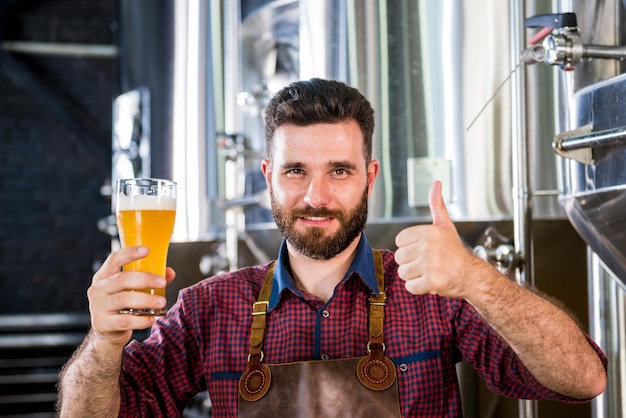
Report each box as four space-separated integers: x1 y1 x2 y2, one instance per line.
264 78 375 162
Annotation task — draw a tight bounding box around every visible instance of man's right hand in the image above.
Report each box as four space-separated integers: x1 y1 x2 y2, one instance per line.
87 246 175 348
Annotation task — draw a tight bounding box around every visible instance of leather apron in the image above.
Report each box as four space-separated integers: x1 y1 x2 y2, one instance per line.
238 249 402 417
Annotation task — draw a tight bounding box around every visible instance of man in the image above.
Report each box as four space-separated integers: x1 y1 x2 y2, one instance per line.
57 78 606 417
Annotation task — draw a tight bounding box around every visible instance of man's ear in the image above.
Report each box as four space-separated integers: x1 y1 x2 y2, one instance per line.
367 159 380 196
261 158 272 187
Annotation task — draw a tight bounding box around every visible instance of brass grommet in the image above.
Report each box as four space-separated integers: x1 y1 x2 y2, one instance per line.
356 356 396 391
239 364 272 402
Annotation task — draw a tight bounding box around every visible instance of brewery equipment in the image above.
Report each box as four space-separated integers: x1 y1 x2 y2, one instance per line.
523 3 626 417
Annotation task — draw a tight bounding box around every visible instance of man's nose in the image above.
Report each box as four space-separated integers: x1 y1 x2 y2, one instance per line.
303 175 331 208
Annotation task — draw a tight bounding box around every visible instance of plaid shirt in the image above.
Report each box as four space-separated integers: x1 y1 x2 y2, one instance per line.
119 235 606 417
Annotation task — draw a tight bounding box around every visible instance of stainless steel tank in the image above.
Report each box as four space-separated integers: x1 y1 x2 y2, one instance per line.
530 0 626 416
558 74 626 418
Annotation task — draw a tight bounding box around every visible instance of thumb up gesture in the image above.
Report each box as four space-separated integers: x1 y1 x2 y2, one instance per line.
394 181 479 298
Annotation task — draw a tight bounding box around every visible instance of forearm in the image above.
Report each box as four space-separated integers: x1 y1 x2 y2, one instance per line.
467 258 606 399
57 330 124 417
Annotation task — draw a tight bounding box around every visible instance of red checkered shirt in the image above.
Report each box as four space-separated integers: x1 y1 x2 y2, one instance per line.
119 235 606 417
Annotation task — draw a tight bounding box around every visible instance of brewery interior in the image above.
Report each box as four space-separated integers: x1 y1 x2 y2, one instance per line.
1 0 626 417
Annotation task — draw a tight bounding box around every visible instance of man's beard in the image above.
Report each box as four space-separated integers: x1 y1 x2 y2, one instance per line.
271 188 369 260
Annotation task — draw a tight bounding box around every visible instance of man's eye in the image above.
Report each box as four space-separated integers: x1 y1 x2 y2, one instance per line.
334 168 347 175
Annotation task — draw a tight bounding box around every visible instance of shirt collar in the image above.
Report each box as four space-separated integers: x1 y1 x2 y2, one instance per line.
268 233 378 311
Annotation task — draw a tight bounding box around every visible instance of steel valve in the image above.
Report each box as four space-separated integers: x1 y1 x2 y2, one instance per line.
522 12 626 70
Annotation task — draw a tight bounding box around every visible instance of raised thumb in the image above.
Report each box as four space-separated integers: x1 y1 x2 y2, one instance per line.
429 180 452 226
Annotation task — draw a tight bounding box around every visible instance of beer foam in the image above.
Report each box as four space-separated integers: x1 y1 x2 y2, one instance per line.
117 194 176 211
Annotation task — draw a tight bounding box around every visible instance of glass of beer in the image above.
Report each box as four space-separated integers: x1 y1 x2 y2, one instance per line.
115 178 177 315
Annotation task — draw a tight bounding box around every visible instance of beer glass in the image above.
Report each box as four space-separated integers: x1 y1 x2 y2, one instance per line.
115 178 177 315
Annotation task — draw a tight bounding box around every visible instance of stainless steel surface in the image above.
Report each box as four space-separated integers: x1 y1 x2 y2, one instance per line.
171 0 210 242
239 0 298 153
299 0 346 81
1 41 119 57
558 126 626 152
560 0 625 90
510 0 534 287
511 1 537 415
554 124 626 165
588 252 626 418
351 0 516 220
112 87 151 183
118 0 216 243
522 13 626 69
550 1 626 417
559 73 626 287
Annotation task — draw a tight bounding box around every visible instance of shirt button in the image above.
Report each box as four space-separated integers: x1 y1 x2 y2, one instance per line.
321 310 330 318
321 354 330 360
399 363 408 372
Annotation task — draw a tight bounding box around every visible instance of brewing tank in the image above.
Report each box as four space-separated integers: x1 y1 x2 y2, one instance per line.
548 1 626 416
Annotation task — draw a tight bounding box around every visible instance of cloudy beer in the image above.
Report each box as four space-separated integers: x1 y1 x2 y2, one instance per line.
116 178 176 315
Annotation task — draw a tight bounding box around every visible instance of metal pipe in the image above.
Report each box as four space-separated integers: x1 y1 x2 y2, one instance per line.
171 0 207 242
558 126 626 151
589 251 626 418
1 41 118 57
510 0 537 417
222 0 242 271
583 44 626 59
510 0 534 292
588 251 608 418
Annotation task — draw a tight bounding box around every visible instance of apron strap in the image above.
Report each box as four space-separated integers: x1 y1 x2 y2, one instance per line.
249 263 274 353
239 263 275 401
369 248 385 343
357 249 396 391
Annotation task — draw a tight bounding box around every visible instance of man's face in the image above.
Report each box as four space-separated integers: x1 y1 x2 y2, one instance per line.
261 121 379 260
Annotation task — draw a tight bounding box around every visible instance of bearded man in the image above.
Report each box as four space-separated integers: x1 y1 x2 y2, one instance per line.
58 78 606 418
